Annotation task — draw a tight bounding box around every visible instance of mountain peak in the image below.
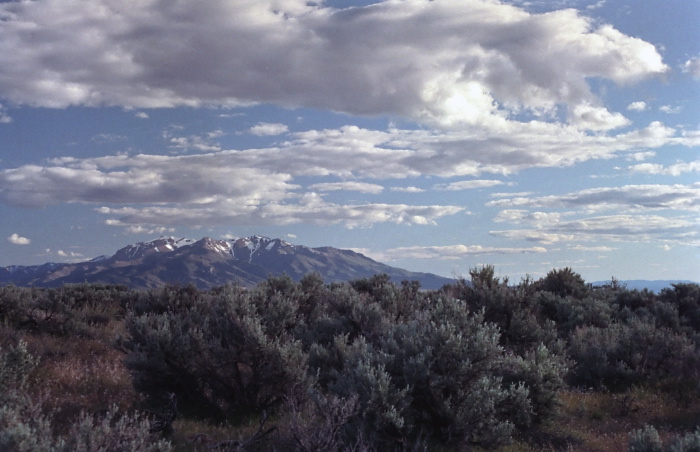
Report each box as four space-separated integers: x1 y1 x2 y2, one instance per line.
111 236 194 261
0 235 455 290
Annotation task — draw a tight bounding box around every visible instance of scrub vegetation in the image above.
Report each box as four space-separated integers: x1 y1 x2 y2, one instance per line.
0 268 698 451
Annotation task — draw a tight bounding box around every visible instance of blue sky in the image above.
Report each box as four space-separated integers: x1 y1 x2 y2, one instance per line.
0 0 698 283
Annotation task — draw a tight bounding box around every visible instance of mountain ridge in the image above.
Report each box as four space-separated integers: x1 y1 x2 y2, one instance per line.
0 236 454 290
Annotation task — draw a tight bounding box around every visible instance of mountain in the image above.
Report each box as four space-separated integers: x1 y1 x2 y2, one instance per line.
0 236 454 290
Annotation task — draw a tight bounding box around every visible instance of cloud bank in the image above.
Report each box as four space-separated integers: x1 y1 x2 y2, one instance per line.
0 123 697 231
490 184 700 246
0 0 666 129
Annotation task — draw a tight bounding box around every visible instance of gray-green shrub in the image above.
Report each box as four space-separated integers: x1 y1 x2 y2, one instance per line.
629 425 700 452
117 283 310 420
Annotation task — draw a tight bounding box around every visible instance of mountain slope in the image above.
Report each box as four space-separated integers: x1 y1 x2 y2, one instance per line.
0 236 454 290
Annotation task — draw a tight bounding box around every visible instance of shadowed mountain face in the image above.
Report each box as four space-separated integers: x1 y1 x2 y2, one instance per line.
0 236 454 290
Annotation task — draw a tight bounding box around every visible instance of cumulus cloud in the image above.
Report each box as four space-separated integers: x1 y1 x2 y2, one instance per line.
250 122 289 136
628 160 700 176
570 102 630 131
135 111 149 119
627 101 648 112
0 0 667 129
0 156 298 208
682 56 700 79
626 151 655 162
391 186 425 193
7 233 30 245
659 105 682 114
587 0 607 10
165 129 224 152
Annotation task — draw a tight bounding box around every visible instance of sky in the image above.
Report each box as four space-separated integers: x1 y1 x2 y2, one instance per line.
0 0 698 283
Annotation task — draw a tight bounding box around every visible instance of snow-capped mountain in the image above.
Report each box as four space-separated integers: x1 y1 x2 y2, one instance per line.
0 236 454 290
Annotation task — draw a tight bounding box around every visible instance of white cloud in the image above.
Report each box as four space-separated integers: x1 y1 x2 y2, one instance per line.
165 129 224 152
57 249 83 258
626 151 655 162
629 160 700 176
309 181 384 194
569 244 614 252
390 186 425 193
570 102 630 131
488 184 700 247
249 122 289 136
0 0 667 129
124 225 174 235
659 105 682 114
682 56 700 79
491 191 533 198
491 214 697 245
627 101 648 112
0 106 11 123
135 111 149 119
0 156 298 208
587 0 606 9
7 233 30 245
493 209 562 225
379 244 547 260
279 121 697 179
434 180 506 191
92 133 127 143
100 197 465 229
0 115 698 233
487 184 700 212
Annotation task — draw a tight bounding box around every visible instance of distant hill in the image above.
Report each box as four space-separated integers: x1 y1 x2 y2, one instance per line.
0 236 454 290
592 279 698 293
